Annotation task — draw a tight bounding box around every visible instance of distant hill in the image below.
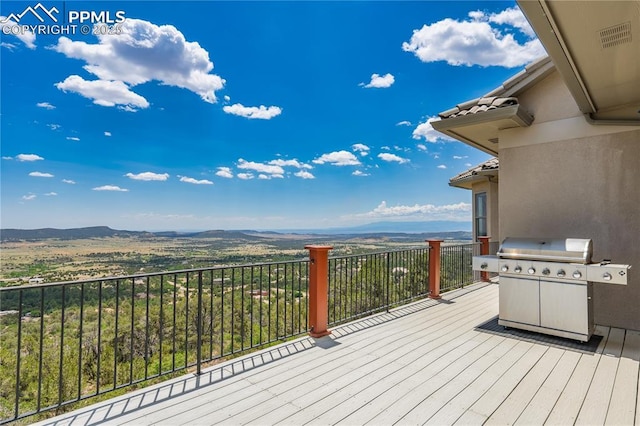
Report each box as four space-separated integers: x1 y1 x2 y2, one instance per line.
0 226 146 241
1 223 472 242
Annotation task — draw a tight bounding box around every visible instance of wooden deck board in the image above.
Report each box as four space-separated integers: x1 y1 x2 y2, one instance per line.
575 327 625 425
543 326 609 425
606 329 640 425
424 339 533 425
513 349 582 425
484 346 565 425
30 282 640 426
454 343 549 424
220 299 496 422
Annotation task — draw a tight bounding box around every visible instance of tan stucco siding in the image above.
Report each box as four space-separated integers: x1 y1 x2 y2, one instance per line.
499 128 640 330
516 71 582 124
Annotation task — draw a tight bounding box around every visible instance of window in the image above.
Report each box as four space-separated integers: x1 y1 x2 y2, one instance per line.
475 192 487 238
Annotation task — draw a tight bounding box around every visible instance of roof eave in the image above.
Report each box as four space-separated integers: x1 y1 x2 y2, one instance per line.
432 104 534 155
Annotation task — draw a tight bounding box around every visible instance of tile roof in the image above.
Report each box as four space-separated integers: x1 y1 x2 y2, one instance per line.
449 157 499 186
438 56 552 120
439 97 519 119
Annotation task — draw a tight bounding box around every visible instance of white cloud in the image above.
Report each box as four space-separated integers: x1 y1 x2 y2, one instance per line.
22 194 36 201
361 73 395 88
16 154 44 162
258 174 270 180
44 192 58 196
180 176 213 185
2 156 13 160
313 150 361 166
465 163 473 167
53 19 225 103
237 173 254 180
352 200 472 221
224 95 231 102
352 144 370 156
104 131 112 137
412 116 456 143
1 42 18 50
223 103 282 120
396 120 412 126
66 136 80 141
47 124 61 131
216 167 234 178
352 170 370 177
486 7 537 38
417 144 427 152
437 164 447 169
237 159 285 177
378 153 409 164
269 159 313 169
37 102 55 110
0 17 36 49
125 172 170 181
93 185 129 192
62 179 76 184
55 75 150 111
402 6 545 68
295 170 315 179
29 171 54 178
453 155 468 160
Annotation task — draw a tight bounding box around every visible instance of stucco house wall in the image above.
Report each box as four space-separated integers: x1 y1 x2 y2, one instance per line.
498 71 640 330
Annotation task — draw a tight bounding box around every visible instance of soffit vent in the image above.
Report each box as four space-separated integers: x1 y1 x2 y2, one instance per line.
599 22 632 49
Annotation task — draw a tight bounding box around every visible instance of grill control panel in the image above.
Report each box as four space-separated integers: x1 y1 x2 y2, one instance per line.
472 255 631 285
495 259 630 285
499 260 588 282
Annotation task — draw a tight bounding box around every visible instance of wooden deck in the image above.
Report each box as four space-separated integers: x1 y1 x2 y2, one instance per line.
34 282 640 425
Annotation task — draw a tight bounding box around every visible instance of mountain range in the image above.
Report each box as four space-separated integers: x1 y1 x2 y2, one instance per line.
0 221 472 242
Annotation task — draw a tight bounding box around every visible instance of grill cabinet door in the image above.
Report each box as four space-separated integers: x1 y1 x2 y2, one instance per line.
539 280 589 335
499 276 540 326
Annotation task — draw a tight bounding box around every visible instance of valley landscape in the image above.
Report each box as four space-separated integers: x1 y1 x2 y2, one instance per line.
0 225 472 286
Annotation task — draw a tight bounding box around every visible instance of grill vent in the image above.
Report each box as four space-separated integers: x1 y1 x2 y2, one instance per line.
599 22 632 49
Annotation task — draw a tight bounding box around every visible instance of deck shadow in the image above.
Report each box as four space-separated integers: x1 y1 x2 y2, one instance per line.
475 316 602 354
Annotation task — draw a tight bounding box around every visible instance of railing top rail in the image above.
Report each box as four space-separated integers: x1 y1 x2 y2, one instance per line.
0 257 311 291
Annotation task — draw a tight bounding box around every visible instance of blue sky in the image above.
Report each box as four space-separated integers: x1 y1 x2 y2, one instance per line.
0 1 545 231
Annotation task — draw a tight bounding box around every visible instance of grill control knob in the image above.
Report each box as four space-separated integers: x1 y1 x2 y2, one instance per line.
557 269 566 278
514 266 522 273
542 268 550 276
528 267 536 275
572 270 582 279
603 272 612 281
501 265 509 272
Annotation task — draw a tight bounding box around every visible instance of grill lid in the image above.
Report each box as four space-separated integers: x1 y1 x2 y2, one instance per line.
497 237 593 264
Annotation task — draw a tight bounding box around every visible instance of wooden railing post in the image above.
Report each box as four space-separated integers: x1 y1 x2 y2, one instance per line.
427 239 443 300
305 245 333 338
478 236 491 282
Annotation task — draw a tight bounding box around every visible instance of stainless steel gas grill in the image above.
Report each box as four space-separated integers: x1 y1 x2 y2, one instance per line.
473 237 631 342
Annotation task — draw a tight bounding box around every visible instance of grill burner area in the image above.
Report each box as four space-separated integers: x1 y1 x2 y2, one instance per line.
473 237 631 342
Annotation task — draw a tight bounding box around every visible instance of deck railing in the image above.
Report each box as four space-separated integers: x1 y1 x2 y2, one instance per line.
327 247 430 326
0 241 479 423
